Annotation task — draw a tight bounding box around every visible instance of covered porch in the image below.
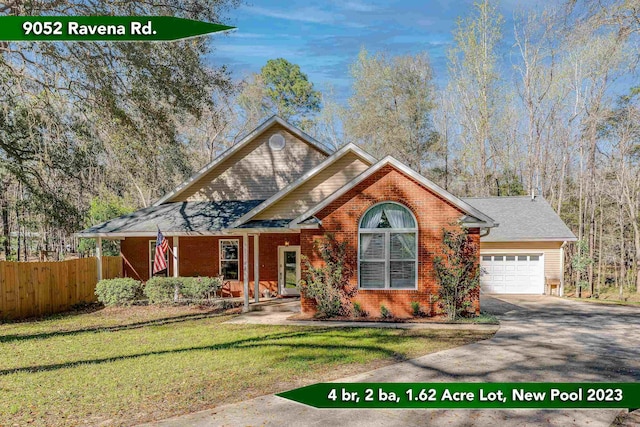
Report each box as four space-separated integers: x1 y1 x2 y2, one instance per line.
92 231 304 312
77 200 311 312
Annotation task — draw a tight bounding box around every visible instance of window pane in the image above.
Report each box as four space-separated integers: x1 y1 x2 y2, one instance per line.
360 261 385 288
360 233 385 259
494 256 504 261
506 256 515 261
221 241 238 260
390 261 415 288
390 233 416 259
482 255 491 261
360 203 416 229
517 255 527 261
530 255 540 261
221 260 238 280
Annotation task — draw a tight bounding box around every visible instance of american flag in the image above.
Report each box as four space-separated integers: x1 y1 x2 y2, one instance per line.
153 228 169 274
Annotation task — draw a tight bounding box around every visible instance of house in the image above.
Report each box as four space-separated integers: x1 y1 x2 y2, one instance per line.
78 116 576 317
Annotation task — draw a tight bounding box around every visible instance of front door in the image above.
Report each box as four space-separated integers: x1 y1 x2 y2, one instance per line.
278 245 300 296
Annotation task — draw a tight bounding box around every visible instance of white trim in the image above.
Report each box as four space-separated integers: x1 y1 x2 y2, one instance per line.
96 236 103 281
229 143 377 228
253 234 260 303
172 236 179 277
76 228 301 238
481 237 578 242
357 202 418 290
278 245 301 296
219 238 240 281
149 240 169 278
243 234 249 312
560 241 567 297
152 116 332 206
289 156 498 229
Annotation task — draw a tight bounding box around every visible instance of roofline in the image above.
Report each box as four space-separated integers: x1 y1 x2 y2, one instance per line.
75 228 301 238
152 116 333 206
462 221 500 228
229 143 377 228
288 156 498 228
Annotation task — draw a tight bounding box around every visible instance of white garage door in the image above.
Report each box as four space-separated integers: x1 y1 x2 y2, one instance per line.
480 254 544 294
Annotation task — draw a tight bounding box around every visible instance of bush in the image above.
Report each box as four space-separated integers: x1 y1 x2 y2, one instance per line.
380 304 392 319
353 302 367 317
433 226 480 320
144 277 181 304
181 276 222 299
411 301 424 317
95 278 143 306
300 234 356 318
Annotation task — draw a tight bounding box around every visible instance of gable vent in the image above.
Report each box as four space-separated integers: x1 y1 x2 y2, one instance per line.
269 133 286 150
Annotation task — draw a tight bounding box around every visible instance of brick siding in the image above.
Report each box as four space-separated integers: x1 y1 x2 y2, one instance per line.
300 164 481 318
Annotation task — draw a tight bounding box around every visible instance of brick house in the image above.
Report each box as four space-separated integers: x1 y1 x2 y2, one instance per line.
79 116 575 317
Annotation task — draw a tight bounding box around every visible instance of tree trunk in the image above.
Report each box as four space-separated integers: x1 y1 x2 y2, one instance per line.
0 183 9 259
633 221 640 293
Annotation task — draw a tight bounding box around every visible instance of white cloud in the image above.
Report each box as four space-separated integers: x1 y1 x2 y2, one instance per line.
246 6 338 24
341 1 378 12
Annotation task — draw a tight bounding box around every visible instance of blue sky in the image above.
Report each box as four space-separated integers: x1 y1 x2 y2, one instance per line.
209 0 547 100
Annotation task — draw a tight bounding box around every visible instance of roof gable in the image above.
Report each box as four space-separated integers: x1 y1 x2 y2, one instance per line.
153 116 332 206
289 156 497 228
230 143 376 227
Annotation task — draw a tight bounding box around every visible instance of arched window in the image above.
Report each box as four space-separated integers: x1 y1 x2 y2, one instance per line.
358 202 417 289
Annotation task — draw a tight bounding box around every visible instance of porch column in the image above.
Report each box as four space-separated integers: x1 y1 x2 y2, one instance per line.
172 236 179 277
254 234 260 303
96 236 103 281
243 233 249 312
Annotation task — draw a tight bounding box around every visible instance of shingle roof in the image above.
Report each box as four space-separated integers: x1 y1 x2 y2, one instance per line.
77 200 264 236
462 196 577 242
236 219 292 228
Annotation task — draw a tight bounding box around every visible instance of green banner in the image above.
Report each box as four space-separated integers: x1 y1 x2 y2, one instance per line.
0 16 234 42
277 383 640 410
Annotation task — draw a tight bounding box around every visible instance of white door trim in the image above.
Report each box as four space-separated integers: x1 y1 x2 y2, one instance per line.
278 245 301 296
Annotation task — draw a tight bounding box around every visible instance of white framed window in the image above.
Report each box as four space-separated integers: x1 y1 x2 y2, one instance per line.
219 239 239 280
149 240 169 278
358 202 418 289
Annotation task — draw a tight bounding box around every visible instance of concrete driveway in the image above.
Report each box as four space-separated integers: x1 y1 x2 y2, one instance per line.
144 295 640 427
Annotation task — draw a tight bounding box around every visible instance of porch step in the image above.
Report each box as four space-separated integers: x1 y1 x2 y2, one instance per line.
249 298 301 313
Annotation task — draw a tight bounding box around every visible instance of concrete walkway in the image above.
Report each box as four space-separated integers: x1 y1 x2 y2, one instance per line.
225 310 498 331
142 295 640 427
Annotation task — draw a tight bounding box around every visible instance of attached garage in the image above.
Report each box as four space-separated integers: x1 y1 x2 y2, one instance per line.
463 196 577 296
480 254 543 294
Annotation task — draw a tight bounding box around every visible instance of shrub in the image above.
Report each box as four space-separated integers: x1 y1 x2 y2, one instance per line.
144 277 181 304
433 226 480 320
411 301 424 317
353 302 367 317
95 278 142 306
380 304 392 319
181 276 222 299
300 233 356 318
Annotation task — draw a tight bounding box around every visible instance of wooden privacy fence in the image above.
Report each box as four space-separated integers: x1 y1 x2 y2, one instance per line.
0 256 123 320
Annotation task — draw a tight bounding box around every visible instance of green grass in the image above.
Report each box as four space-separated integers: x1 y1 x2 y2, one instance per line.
455 311 499 324
0 306 496 426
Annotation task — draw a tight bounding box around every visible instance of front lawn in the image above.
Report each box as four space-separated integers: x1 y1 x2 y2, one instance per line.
0 306 496 426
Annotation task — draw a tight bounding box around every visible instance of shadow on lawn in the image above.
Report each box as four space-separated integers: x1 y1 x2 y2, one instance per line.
0 310 227 344
0 328 472 377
